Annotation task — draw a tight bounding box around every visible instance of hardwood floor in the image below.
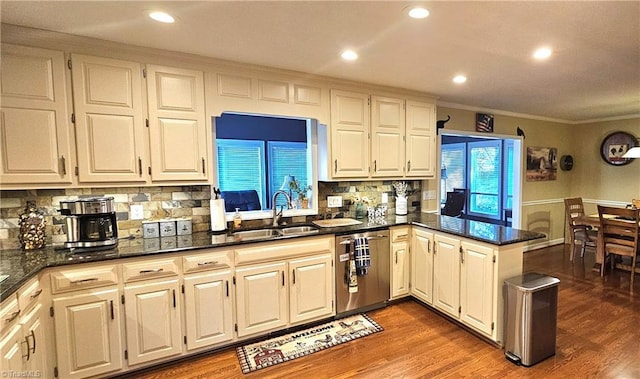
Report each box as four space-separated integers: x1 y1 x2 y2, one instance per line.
131 244 640 379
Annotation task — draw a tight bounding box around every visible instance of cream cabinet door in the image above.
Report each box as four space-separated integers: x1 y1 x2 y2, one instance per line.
411 228 434 304
460 241 495 337
433 233 461 319
124 278 182 366
19 304 46 375
391 240 410 299
289 254 334 324
183 271 233 350
330 89 370 178
235 262 287 337
53 288 123 379
146 65 208 182
0 325 23 375
371 96 405 177
0 44 72 184
71 54 147 183
405 100 436 178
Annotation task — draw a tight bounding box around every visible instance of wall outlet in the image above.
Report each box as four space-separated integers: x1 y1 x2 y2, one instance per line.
381 193 389 204
327 195 343 208
130 204 144 220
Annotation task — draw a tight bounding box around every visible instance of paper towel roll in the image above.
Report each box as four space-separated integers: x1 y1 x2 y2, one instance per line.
210 199 227 232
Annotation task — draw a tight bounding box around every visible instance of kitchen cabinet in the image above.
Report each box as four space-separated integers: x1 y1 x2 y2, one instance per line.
371 96 405 177
405 100 436 177
0 44 72 185
147 65 209 182
182 250 234 350
329 89 370 178
327 89 436 180
18 304 46 375
52 288 123 379
433 233 461 318
234 236 335 337
71 54 147 183
390 227 411 299
411 228 434 304
0 297 22 375
459 241 495 336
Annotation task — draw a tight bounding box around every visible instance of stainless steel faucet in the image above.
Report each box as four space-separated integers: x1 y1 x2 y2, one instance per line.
271 190 292 227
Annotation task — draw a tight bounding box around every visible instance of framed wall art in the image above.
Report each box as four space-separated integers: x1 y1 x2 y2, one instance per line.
526 146 558 181
476 113 494 133
599 131 637 166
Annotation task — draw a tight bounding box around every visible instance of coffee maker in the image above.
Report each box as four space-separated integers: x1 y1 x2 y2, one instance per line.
59 197 118 248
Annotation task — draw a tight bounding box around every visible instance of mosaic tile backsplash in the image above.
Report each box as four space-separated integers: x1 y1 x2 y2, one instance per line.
0 180 421 250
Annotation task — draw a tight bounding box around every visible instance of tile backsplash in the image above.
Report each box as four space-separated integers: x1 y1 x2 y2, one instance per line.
0 180 421 250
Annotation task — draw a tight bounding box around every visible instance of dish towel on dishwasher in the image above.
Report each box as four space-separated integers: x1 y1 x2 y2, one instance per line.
354 237 371 276
346 242 358 293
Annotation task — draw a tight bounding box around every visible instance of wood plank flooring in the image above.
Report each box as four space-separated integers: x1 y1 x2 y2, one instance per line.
131 244 640 378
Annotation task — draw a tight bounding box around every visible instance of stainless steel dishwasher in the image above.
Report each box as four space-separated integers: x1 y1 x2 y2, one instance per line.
335 229 390 316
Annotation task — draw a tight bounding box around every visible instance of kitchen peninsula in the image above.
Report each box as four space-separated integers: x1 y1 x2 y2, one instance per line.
0 213 543 379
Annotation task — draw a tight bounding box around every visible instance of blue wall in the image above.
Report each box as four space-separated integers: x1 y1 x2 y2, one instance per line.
215 113 307 142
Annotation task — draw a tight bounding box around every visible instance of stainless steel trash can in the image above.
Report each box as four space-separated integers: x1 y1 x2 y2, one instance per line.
503 272 560 366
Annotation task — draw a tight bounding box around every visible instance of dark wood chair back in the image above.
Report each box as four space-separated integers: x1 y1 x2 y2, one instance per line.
597 205 640 289
564 197 596 261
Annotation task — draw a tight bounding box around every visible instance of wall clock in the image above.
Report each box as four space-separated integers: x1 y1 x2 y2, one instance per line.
560 155 573 171
599 131 637 166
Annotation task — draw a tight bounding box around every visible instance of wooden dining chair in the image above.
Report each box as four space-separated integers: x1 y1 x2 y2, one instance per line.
597 205 640 290
564 198 597 261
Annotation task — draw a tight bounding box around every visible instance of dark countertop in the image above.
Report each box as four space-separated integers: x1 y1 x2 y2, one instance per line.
0 212 544 302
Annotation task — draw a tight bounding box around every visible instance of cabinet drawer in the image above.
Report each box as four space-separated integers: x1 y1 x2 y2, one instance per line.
51 265 119 294
183 250 232 273
391 227 410 242
17 276 43 312
122 257 180 282
0 297 20 335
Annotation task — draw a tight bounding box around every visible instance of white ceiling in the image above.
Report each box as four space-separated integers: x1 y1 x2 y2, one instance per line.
2 1 639 123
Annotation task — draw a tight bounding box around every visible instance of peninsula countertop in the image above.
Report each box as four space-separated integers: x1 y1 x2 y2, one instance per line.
0 212 545 302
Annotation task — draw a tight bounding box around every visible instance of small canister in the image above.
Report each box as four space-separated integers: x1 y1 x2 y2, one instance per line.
160 220 177 237
177 218 192 235
142 221 159 239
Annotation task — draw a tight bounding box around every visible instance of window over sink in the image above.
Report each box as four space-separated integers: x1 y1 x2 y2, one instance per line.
213 112 319 220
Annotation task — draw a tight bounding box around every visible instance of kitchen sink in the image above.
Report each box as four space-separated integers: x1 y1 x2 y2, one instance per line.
279 225 319 236
231 228 282 240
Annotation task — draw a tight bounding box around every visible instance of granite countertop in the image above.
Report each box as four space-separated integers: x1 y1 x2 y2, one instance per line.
0 213 545 302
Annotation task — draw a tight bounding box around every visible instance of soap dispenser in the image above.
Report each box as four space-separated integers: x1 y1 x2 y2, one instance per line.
233 208 242 229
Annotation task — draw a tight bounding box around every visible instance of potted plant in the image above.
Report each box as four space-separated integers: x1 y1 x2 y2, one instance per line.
289 179 312 208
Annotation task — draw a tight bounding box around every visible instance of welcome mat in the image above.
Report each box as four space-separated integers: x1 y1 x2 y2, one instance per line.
236 313 383 374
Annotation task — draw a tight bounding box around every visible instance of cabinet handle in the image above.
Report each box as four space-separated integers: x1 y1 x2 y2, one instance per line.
428 240 431 254
110 300 115 320
61 155 67 175
139 268 164 275
138 157 143 176
71 277 98 284
22 336 30 361
374 160 377 172
172 289 177 308
30 289 43 299
197 261 218 267
202 158 206 175
334 159 337 173
29 330 36 355
292 269 296 285
460 247 465 263
433 243 437 255
226 280 229 297
5 310 20 323
407 160 411 172
395 252 398 264
281 271 285 287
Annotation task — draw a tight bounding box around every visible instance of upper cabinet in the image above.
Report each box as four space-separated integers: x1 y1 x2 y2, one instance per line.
147 65 208 182
325 89 436 180
71 54 147 183
0 44 73 185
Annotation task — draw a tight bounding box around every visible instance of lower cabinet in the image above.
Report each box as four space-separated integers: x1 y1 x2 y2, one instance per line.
124 278 182 366
183 270 234 350
390 227 411 299
53 287 123 379
234 237 335 338
410 228 434 304
19 304 46 375
432 231 497 339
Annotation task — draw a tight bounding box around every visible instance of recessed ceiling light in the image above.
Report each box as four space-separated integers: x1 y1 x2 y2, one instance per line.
453 75 467 84
407 7 429 19
533 47 552 60
341 50 358 61
149 11 175 24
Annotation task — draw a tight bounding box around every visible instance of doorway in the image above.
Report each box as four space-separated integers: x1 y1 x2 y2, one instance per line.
440 131 522 228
